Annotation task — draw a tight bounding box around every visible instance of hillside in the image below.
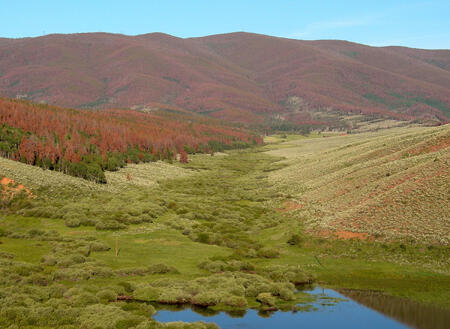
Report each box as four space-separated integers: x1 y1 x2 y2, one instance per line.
0 126 449 329
0 32 449 127
266 125 450 244
0 97 261 182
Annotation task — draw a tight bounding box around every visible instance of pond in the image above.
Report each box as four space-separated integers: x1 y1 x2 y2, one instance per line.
153 287 449 329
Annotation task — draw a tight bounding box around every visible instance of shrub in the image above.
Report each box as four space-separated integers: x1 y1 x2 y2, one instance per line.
287 234 304 246
40 255 57 266
147 263 179 274
95 220 126 230
49 284 67 298
116 267 150 276
116 317 144 329
12 264 39 276
80 217 97 226
57 254 85 267
256 292 276 307
64 218 81 228
27 228 45 237
64 287 83 298
198 260 226 273
136 320 219 329
117 281 135 294
71 292 99 306
0 306 28 324
237 261 255 271
229 284 245 297
198 259 255 273
76 246 91 257
284 270 311 284
9 232 26 239
0 251 14 259
278 288 294 301
260 265 314 284
224 296 248 308
79 304 145 329
244 282 271 297
96 289 118 303
54 266 113 281
191 292 220 306
25 273 50 286
90 241 111 252
157 289 190 304
196 232 210 243
256 248 280 258
120 302 156 316
176 207 189 215
133 287 160 302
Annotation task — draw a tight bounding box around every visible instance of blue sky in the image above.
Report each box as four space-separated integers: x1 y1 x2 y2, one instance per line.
1 1 449 49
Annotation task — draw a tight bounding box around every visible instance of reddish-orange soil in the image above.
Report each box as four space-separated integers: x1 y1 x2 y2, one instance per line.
278 201 304 212
1 177 32 198
315 229 371 241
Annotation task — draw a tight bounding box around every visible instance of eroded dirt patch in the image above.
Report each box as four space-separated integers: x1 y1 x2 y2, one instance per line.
315 230 371 241
278 201 304 212
1 177 32 199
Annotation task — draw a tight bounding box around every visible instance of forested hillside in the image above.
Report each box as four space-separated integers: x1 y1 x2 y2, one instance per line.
0 97 261 182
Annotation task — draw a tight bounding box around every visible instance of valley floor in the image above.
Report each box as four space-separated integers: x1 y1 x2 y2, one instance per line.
0 125 449 328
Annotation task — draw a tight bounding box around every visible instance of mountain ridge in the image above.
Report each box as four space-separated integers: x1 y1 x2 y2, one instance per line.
0 32 449 127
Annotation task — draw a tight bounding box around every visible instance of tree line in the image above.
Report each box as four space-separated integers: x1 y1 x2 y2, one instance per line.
0 98 262 183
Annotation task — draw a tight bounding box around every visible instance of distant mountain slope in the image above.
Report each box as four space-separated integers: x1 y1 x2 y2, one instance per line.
0 32 449 125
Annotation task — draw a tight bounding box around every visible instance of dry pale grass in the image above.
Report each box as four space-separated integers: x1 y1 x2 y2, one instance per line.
267 125 450 244
0 157 102 191
354 119 417 132
0 157 195 193
105 161 195 188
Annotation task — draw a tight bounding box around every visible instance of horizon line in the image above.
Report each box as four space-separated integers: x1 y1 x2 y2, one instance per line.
1 31 448 51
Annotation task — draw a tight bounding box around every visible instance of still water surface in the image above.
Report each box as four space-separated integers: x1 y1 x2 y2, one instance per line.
153 287 449 329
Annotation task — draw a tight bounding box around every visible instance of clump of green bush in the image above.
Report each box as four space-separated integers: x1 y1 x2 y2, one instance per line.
135 320 219 329
191 292 220 306
78 304 145 329
53 265 114 281
258 265 315 285
95 220 126 230
0 251 14 259
198 259 255 273
96 289 118 303
120 302 155 316
116 263 179 277
0 227 9 237
287 233 304 247
133 286 161 302
57 254 86 268
256 247 280 258
256 292 276 307
224 296 248 308
90 241 111 252
64 218 81 228
131 272 300 310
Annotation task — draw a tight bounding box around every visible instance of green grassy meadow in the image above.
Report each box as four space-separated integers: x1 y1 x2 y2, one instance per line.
0 125 449 328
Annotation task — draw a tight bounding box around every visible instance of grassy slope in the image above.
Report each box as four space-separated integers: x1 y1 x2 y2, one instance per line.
266 125 450 244
0 156 195 192
0 126 449 328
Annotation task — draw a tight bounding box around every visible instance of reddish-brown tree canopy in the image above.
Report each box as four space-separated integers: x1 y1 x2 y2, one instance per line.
0 98 262 181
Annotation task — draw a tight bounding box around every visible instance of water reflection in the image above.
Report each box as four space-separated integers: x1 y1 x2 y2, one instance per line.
153 287 422 329
339 289 450 329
